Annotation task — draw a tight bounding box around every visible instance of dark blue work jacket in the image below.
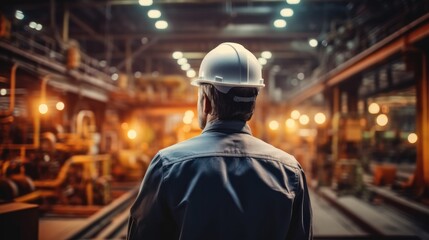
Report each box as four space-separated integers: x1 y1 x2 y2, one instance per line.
128 120 312 240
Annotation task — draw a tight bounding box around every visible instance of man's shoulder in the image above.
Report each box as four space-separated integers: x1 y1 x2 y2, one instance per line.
246 137 300 169
157 133 300 169
157 135 205 162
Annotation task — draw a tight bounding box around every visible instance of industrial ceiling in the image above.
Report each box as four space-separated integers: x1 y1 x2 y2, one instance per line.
0 0 427 98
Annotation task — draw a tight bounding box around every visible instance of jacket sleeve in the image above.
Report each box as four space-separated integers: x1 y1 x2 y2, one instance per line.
285 168 313 240
127 154 175 239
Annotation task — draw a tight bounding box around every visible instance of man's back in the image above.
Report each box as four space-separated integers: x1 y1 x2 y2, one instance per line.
128 120 312 240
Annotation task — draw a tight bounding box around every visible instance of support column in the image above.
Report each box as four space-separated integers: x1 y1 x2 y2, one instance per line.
62 6 69 43
414 49 429 196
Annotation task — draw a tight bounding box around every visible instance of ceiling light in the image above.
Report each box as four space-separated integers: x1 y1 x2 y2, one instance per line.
258 58 267 65
148 9 161 19
99 60 107 67
273 19 287 28
39 104 48 114
141 37 149 44
134 71 142 78
261 51 272 59
286 0 300 4
56 102 65 111
181 63 191 71
408 133 418 144
155 20 168 29
368 103 380 114
285 119 296 130
177 58 187 65
299 114 310 125
291 110 300 119
15 10 24 20
29 21 37 29
269 120 279 130
139 0 153 6
111 73 119 81
314 113 326 125
297 72 304 80
186 69 196 78
0 89 7 96
172 51 183 59
280 8 294 17
309 39 318 47
376 114 388 126
127 129 137 140
35 23 43 31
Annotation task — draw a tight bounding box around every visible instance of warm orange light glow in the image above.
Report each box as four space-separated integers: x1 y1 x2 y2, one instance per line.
56 101 65 111
127 129 137 139
121 122 129 130
291 110 300 120
299 114 309 125
185 110 194 118
285 118 296 130
314 112 326 125
183 110 194 124
269 120 279 130
408 133 418 144
368 103 380 114
376 114 388 126
39 103 48 114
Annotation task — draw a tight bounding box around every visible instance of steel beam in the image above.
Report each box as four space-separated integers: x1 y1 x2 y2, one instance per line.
286 13 429 106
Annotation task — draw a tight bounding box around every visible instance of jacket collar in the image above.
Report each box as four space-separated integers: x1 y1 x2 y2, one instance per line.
202 120 252 135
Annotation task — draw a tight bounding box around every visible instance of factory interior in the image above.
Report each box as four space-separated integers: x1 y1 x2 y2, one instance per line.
1 0 429 239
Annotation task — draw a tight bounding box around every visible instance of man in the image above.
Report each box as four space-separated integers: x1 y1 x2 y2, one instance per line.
128 42 312 240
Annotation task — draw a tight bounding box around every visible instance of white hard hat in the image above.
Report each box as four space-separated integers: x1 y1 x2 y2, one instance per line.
191 42 265 93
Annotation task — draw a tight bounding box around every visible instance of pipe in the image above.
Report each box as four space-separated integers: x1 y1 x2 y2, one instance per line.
0 63 17 117
76 110 96 138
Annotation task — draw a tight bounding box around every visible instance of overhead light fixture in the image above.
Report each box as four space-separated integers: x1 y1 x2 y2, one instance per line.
309 39 318 47
376 114 388 126
35 23 43 31
280 8 294 17
273 19 287 28
186 69 196 78
177 58 187 65
285 118 296 130
127 129 137 140
261 51 272 59
299 114 310 125
314 113 326 125
286 0 300 4
15 10 24 20
297 72 304 80
139 0 153 6
141 37 149 44
155 20 168 29
408 133 418 144
172 51 183 59
39 103 48 114
258 58 267 65
0 89 7 95
368 103 380 114
29 21 37 29
181 63 191 71
148 9 161 19
99 60 107 67
134 71 142 78
111 73 119 81
56 102 65 111
291 110 300 119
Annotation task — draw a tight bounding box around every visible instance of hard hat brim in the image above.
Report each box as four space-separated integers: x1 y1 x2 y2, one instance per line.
191 78 265 88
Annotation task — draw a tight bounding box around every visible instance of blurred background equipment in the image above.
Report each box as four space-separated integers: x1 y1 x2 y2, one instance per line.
0 0 429 239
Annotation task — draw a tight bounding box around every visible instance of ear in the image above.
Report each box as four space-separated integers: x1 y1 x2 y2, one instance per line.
202 93 212 115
